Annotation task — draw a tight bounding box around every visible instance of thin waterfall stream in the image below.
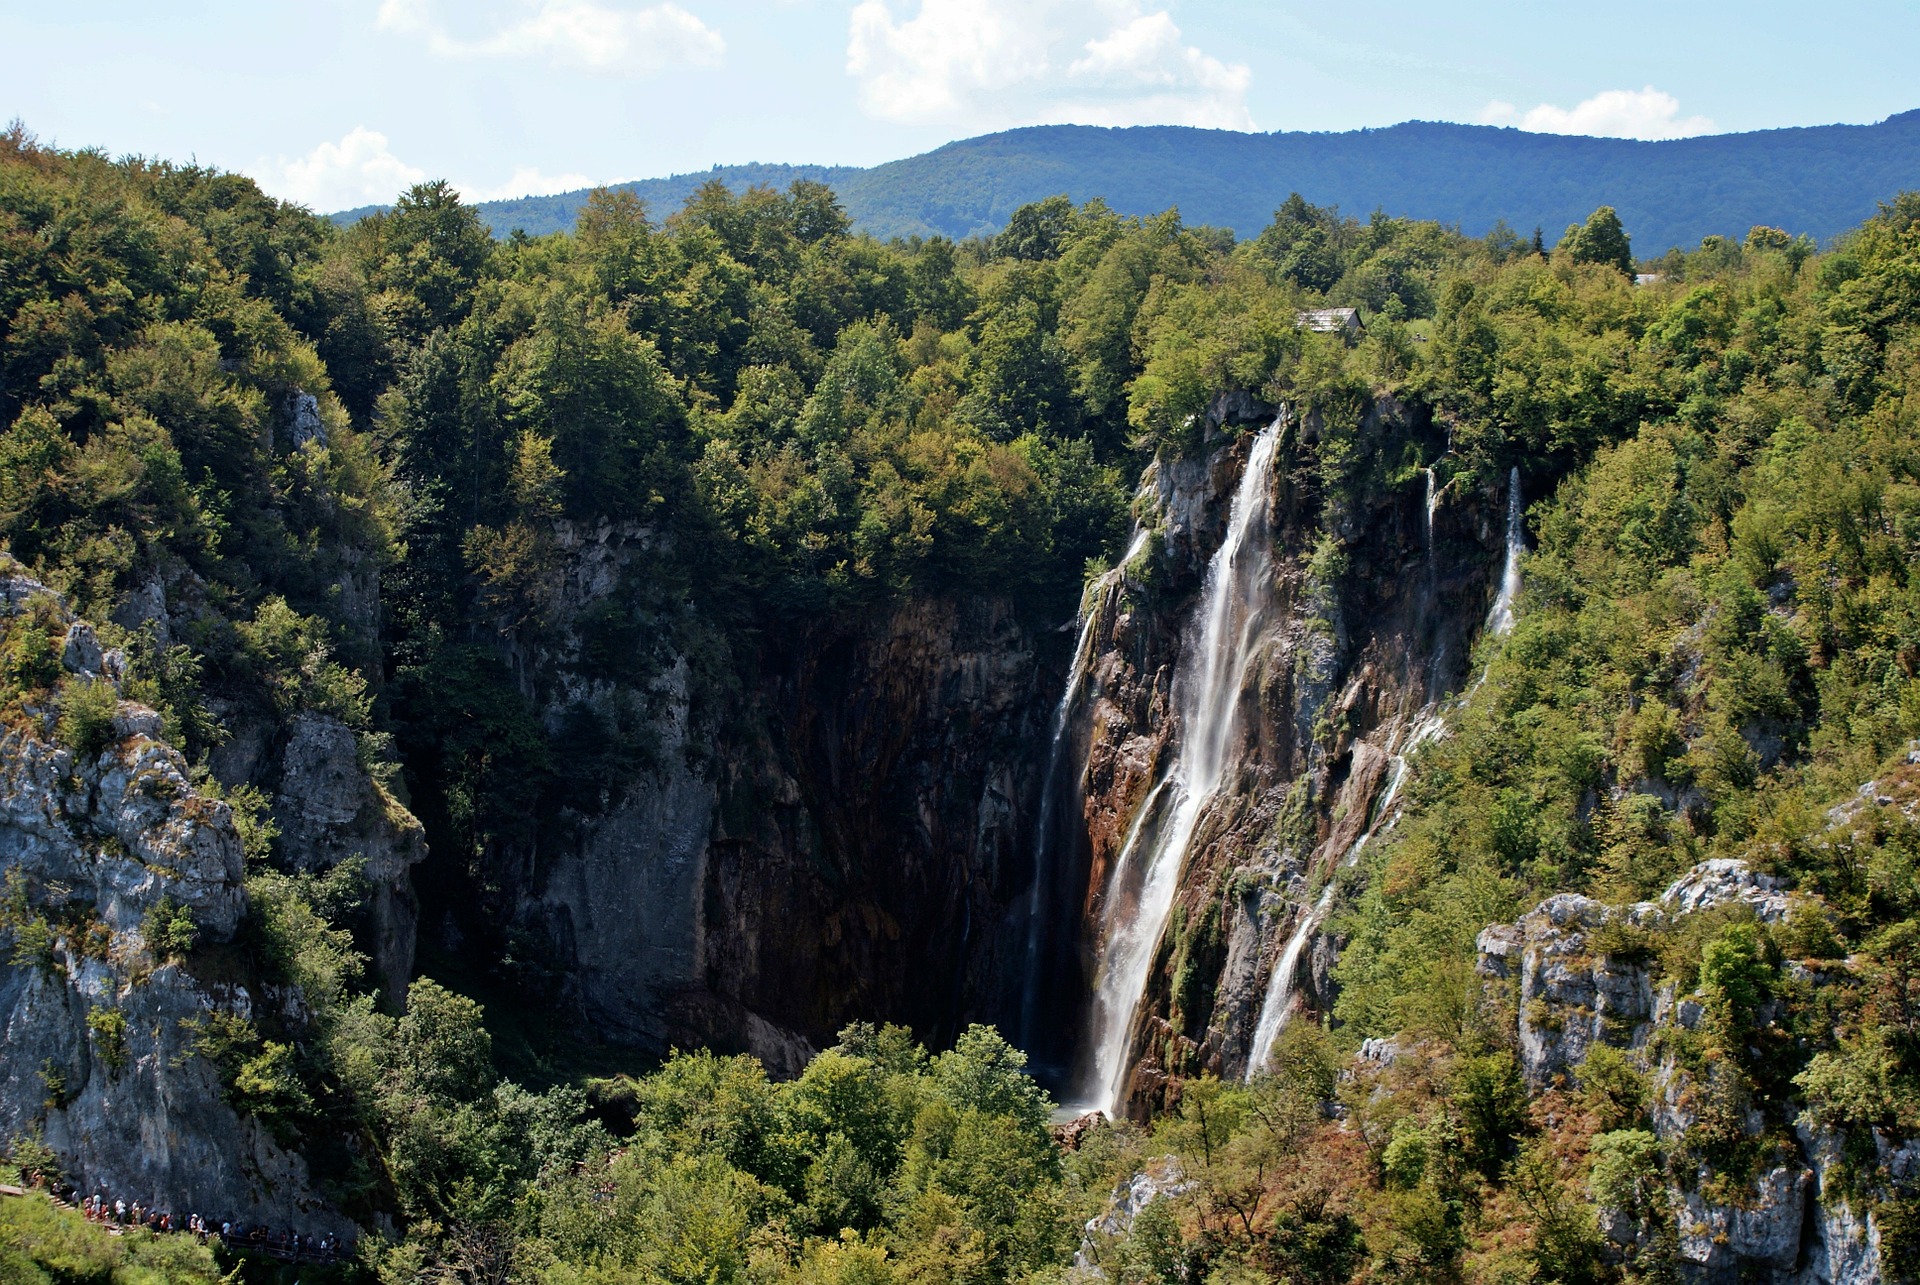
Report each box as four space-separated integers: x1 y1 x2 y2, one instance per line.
1073 423 1280 1115
1487 466 1524 637
1019 528 1150 1051
1242 707 1443 1075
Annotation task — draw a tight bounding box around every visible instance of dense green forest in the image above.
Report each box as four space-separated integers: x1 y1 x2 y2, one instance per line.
339 112 1920 253
4 115 1920 1284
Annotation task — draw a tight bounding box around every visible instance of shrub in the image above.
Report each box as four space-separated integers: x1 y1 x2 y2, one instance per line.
53 676 118 758
1590 1129 1662 1204
85 1007 128 1071
1578 1044 1650 1130
0 606 62 696
140 898 197 961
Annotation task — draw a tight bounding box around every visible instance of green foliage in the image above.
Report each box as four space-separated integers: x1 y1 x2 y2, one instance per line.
137 898 195 962
1558 206 1636 276
1698 920 1774 1037
507 1022 1063 1285
0 1187 225 1285
84 1007 127 1071
0 599 63 698
235 596 371 725
1334 188 1920 1060
1451 1052 1530 1178
183 1011 311 1123
53 677 118 758
1588 1129 1664 1212
1578 1044 1651 1131
10 118 1920 1285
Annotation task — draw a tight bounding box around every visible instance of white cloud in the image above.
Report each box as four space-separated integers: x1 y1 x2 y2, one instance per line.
460 167 597 202
265 127 428 210
378 0 723 73
846 0 1252 131
257 129 598 212
1478 86 1716 140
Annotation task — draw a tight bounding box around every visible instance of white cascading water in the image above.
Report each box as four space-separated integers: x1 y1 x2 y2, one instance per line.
1424 468 1439 557
1486 466 1524 636
1244 467 1455 1076
1019 528 1151 1049
1242 707 1442 1076
1074 423 1281 1115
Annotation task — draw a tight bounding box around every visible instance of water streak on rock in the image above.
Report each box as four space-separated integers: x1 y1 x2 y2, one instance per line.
1019 528 1149 1049
1487 466 1524 637
1242 706 1443 1075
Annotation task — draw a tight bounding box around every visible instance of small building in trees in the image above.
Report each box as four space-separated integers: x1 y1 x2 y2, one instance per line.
1296 307 1364 340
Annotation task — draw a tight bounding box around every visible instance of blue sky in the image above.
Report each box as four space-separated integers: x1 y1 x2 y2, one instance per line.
2 0 1914 212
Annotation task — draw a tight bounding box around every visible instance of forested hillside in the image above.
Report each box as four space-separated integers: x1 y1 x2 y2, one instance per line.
338 110 1920 253
4 113 1920 1284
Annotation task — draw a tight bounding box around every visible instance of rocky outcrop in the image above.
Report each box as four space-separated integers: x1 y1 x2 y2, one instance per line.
1485 859 1903 1285
0 578 348 1231
1073 1157 1192 1275
111 562 423 1003
1476 860 1791 1090
1672 1166 1811 1277
272 713 425 1005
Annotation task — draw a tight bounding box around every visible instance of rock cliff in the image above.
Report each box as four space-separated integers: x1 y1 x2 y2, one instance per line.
1035 398 1508 1112
1478 858 1896 1285
446 519 1053 1072
0 574 350 1231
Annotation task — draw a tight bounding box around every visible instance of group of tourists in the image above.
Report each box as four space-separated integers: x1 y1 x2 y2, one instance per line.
27 1174 350 1263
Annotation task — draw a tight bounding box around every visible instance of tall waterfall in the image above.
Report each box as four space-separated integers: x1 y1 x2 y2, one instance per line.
1486 466 1524 636
1019 528 1150 1051
1074 424 1280 1115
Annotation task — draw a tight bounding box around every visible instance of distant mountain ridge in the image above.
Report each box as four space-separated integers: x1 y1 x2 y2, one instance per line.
333 111 1920 251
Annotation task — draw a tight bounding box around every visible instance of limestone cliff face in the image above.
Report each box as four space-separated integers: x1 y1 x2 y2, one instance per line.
0 576 349 1231
471 521 1052 1072
1478 860 1886 1285
1037 396 1509 1112
119 563 426 1002
268 713 425 1009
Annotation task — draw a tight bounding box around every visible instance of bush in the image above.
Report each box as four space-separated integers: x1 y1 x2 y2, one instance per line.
140 898 196 961
85 1007 127 1071
53 676 118 758
0 605 62 697
0 1189 223 1283
1578 1044 1650 1130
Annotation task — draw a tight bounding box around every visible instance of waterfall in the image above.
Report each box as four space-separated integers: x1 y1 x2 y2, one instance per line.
1486 466 1524 636
1243 705 1446 1076
1019 528 1150 1051
1244 883 1334 1077
1423 467 1438 555
1074 423 1280 1115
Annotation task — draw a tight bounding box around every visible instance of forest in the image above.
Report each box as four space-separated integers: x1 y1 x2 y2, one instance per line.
1 114 1919 1285
378 112 1920 253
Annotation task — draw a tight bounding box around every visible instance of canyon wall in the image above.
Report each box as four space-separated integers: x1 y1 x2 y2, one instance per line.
0 574 355 1231
1038 396 1509 1114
